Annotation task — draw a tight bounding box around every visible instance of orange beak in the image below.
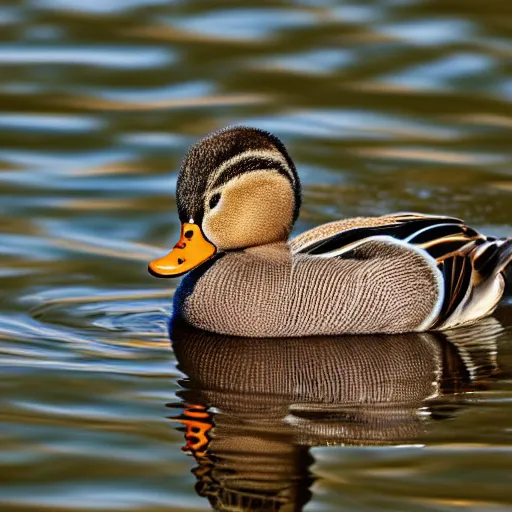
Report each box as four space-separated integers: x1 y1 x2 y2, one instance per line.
148 223 216 278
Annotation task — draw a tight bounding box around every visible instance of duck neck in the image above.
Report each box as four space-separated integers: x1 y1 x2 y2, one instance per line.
242 240 291 261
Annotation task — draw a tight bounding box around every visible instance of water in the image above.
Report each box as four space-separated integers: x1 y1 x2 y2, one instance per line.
1 0 511 510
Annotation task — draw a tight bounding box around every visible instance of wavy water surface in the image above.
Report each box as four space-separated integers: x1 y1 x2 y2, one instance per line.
1 0 512 511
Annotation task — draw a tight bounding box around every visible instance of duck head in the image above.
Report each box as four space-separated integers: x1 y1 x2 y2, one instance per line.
149 126 301 277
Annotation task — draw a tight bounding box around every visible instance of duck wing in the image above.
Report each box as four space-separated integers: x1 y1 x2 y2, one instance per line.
291 213 511 330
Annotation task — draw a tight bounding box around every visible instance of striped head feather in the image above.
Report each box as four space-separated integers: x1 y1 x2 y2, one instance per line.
177 126 301 250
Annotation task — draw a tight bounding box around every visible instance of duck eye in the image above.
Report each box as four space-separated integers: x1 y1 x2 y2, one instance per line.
209 193 221 210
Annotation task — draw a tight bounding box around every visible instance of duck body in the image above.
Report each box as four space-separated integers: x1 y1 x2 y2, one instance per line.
150 127 512 337
174 213 511 337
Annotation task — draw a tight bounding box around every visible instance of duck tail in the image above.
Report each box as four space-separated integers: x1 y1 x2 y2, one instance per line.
472 237 512 280
497 239 512 277
497 239 512 294
439 237 512 329
504 264 512 295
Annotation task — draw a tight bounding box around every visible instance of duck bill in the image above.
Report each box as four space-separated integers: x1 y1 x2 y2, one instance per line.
148 223 216 278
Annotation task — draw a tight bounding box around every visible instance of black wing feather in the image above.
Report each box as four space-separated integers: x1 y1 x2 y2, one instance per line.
433 256 473 328
301 216 465 256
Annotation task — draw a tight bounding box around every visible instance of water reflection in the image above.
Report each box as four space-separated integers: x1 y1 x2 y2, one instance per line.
169 318 504 511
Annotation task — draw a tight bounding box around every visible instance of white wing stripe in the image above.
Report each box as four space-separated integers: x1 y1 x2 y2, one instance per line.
404 223 459 243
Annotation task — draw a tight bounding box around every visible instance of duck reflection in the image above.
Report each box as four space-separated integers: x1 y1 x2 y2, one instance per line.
168 318 504 511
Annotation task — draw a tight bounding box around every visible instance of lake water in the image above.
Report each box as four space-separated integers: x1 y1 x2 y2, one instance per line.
1 1 512 511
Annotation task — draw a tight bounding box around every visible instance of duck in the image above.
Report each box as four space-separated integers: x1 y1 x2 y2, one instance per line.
148 126 512 337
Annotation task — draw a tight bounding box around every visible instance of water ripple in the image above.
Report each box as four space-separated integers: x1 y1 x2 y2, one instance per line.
0 113 104 132
0 45 174 68
176 8 317 41
1 0 512 510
